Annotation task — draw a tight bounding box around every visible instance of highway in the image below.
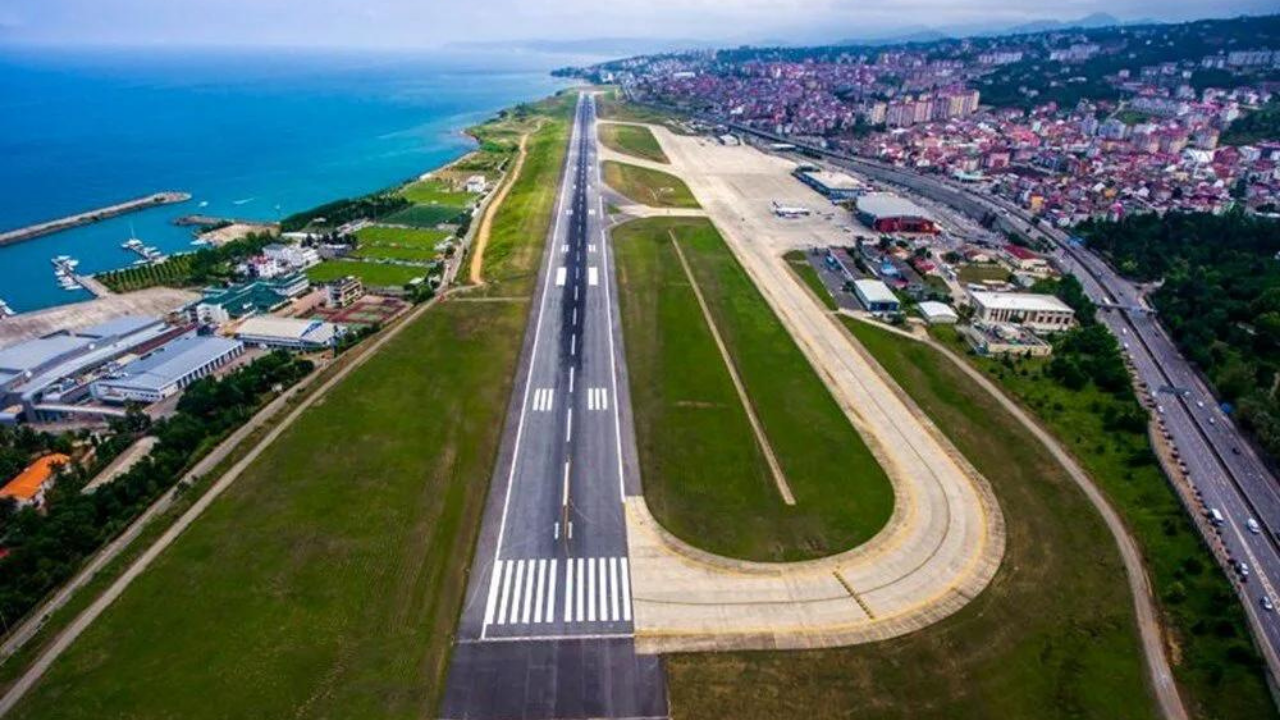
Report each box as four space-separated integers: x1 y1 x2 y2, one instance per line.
440 93 667 719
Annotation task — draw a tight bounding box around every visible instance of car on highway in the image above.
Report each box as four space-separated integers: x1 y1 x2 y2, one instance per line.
1263 596 1275 612
1248 518 1261 535
1209 508 1226 526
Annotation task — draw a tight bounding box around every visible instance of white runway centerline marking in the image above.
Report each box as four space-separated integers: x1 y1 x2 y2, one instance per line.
589 243 597 253
532 388 555 412
555 267 567 286
588 387 609 411
588 266 599 286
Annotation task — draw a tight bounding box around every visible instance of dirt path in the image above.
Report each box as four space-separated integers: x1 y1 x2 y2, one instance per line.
668 231 794 505
901 327 1187 720
468 130 533 285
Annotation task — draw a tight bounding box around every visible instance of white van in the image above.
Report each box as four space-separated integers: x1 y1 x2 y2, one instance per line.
1209 508 1225 526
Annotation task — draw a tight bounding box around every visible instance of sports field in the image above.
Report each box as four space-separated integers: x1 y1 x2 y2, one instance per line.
306 260 427 288
352 226 450 263
665 319 1160 720
7 92 576 720
598 123 668 164
380 204 467 228
614 217 892 561
398 179 478 207
602 161 700 209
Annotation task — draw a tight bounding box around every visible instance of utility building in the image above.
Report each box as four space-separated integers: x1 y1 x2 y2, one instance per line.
856 193 938 234
853 279 900 314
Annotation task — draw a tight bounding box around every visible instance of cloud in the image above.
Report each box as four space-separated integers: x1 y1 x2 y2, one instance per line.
1 0 1274 48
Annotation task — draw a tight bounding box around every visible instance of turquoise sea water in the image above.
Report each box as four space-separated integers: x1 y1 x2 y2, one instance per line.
0 47 578 313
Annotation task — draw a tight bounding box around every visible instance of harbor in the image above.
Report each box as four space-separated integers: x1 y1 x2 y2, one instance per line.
0 192 191 247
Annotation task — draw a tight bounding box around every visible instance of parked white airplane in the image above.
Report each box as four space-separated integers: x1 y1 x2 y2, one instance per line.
772 200 811 218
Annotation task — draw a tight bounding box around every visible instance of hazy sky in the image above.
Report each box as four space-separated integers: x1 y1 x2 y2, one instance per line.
0 0 1274 49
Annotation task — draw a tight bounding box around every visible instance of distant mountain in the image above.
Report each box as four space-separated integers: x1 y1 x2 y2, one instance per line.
831 12 1132 47
445 37 715 57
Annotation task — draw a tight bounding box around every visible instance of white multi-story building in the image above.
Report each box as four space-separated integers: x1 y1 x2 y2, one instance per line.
970 291 1075 333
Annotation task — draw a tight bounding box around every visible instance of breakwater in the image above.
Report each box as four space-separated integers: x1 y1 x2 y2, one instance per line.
0 192 191 247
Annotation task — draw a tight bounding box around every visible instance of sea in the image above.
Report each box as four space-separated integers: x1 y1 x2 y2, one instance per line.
0 46 583 314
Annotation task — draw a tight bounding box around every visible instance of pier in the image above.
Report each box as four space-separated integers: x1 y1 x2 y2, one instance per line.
0 192 191 247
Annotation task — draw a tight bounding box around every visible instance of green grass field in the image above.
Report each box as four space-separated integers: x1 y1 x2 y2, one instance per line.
614 217 892 561
666 319 1159 719
602 161 700 209
476 94 575 296
596 92 691 133
380 204 467 228
931 326 1276 718
957 264 1012 285
306 260 427 288
9 94 577 720
398 179 478 207
351 226 450 263
598 123 669 164
783 250 837 311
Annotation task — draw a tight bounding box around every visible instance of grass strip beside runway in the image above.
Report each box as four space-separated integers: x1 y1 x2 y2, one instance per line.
614 217 891 561
783 250 837 311
666 319 1159 720
602 161 700 209
598 123 669 164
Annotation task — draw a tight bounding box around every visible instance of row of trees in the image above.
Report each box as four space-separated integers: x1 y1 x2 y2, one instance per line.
0 352 313 628
1078 209 1280 461
280 193 410 233
97 232 277 292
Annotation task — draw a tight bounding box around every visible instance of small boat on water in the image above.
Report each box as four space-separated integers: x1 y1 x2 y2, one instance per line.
0 300 15 317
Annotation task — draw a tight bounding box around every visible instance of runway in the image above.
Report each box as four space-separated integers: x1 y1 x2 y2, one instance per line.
440 93 666 719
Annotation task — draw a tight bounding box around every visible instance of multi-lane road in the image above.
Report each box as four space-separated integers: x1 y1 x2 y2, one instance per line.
440 93 667 719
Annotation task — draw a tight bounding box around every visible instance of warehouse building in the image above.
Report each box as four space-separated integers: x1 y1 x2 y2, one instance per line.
855 193 938 234
917 301 959 324
0 316 173 423
91 335 245 404
794 168 866 200
853 279 900 314
236 316 343 351
970 291 1074 333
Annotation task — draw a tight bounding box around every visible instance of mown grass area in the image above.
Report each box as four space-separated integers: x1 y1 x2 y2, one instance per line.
9 93 574 720
783 250 836 311
598 122 668 164
9 299 526 720
957 263 1012 285
352 226 450 263
476 93 576 296
398 178 477 208
596 91 691 134
667 318 1159 720
614 217 892 561
602 160 699 209
306 259 427 288
931 326 1276 718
